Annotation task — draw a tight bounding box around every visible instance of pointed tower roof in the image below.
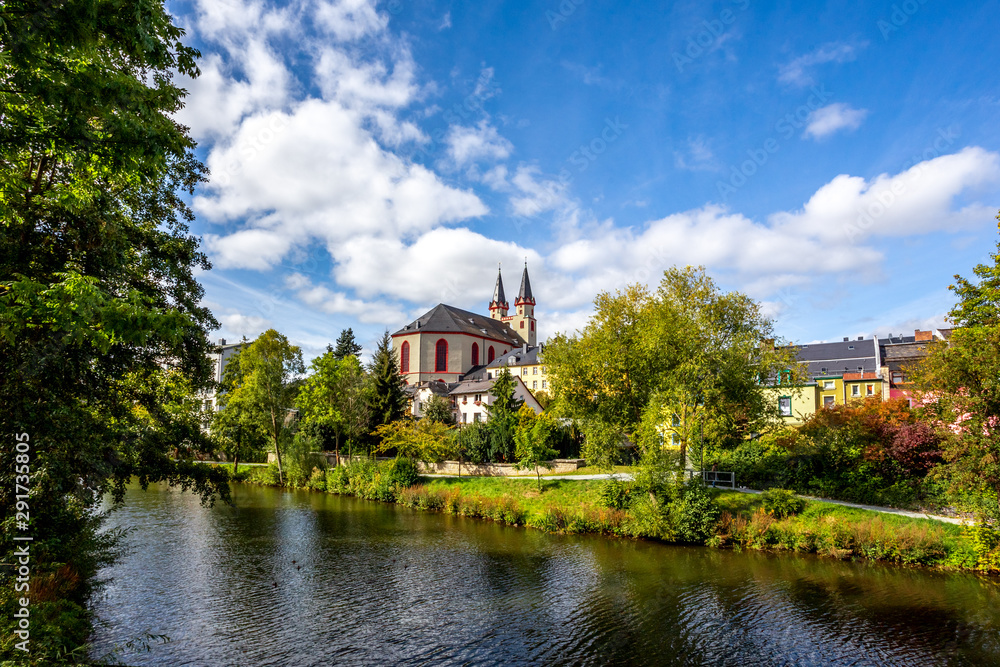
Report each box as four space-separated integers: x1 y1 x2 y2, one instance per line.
489 265 508 310
516 262 535 305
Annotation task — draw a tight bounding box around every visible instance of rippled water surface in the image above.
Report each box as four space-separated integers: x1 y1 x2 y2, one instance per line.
90 483 1000 666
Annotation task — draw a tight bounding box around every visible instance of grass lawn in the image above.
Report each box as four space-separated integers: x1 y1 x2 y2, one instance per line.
420 476 607 517
543 465 637 476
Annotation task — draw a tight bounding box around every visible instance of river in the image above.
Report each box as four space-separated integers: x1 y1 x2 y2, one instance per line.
89 483 1000 666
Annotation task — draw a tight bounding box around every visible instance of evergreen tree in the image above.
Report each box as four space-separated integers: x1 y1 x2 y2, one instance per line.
423 394 456 425
485 368 522 462
367 331 407 441
333 327 363 360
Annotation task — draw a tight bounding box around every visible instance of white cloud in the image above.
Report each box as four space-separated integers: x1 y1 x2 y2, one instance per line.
674 136 718 171
779 42 863 86
803 103 868 139
285 274 407 324
218 312 273 339
313 0 387 41
445 120 514 166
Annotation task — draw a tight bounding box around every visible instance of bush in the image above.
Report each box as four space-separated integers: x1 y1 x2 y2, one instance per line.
386 457 420 489
760 488 806 519
598 477 635 510
666 482 721 544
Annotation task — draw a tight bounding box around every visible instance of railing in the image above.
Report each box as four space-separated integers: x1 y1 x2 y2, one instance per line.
687 470 735 489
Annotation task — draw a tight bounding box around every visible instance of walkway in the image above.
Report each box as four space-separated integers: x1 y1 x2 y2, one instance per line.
421 472 967 525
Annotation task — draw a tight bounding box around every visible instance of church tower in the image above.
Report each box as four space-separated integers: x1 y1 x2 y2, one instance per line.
511 262 536 346
489 265 509 320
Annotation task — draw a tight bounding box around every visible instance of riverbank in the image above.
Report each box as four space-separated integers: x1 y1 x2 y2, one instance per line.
232 461 999 574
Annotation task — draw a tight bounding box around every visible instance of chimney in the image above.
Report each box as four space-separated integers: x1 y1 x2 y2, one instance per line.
843 337 849 342
857 336 864 341
219 338 226 346
915 329 933 342
522 343 528 354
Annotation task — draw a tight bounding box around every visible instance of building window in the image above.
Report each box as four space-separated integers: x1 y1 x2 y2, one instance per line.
487 372 492 379
866 384 875 396
462 413 467 423
400 341 410 374
852 384 860 397
520 321 525 328
542 380 547 389
522 368 528 376
891 371 904 385
671 414 680 427
474 413 481 423
435 339 448 372
531 321 535 331
533 367 538 375
532 381 538 389
779 397 792 417
488 346 495 363
472 343 479 366
541 366 545 374
823 381 835 390
823 396 835 407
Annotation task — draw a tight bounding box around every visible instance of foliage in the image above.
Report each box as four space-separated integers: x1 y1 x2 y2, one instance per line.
760 488 806 519
331 327 363 360
214 346 269 473
513 413 560 490
367 331 407 441
912 217 1000 523
297 350 368 454
598 478 635 510
423 393 456 424
220 330 304 484
374 418 455 463
546 267 800 476
0 0 233 659
455 421 492 464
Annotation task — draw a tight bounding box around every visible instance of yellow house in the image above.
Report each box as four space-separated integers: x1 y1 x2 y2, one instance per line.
484 344 550 394
765 382 819 425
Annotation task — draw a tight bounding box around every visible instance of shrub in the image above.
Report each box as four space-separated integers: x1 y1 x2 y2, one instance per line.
760 488 806 519
386 457 420 489
666 482 721 544
598 478 634 510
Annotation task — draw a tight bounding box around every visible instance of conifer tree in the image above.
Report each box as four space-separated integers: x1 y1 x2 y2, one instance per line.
367 331 407 440
332 327 363 360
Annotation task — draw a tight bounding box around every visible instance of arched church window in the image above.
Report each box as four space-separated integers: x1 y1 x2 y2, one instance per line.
435 339 448 372
472 343 479 366
400 341 410 374
520 321 524 328
488 346 495 363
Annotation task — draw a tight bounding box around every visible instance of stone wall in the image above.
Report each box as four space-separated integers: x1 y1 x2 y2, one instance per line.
303 453 586 476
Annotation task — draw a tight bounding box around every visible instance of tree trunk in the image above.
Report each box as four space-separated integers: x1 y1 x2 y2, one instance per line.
232 453 240 476
536 465 542 492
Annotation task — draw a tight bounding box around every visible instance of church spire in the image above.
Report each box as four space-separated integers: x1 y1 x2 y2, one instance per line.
489 264 509 318
515 261 535 306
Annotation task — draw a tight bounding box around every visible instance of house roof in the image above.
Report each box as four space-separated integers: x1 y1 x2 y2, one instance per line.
392 303 522 346
790 338 879 379
517 264 534 303
485 344 543 368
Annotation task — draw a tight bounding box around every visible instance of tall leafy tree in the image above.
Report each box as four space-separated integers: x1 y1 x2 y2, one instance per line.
423 394 456 425
914 213 1000 522
546 267 797 475
0 0 228 658
214 348 269 474
226 330 304 484
298 349 368 459
367 331 407 440
332 327 363 360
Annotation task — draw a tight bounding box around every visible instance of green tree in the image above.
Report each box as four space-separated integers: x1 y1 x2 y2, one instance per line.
0 0 231 659
367 331 407 441
214 348 269 474
485 367 522 462
423 393 456 425
374 418 455 464
332 327 363 360
298 350 368 461
514 414 560 490
914 213 1000 522
546 267 798 479
226 330 304 484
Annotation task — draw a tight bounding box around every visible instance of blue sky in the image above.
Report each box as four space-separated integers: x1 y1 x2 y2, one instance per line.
169 0 1000 361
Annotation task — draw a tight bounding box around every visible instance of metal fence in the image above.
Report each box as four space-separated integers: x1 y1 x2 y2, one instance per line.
687 470 735 489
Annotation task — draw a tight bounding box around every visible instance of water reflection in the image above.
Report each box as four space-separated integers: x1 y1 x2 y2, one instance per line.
91 484 1000 666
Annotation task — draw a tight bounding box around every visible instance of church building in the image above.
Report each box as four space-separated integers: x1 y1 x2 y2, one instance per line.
392 263 538 386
